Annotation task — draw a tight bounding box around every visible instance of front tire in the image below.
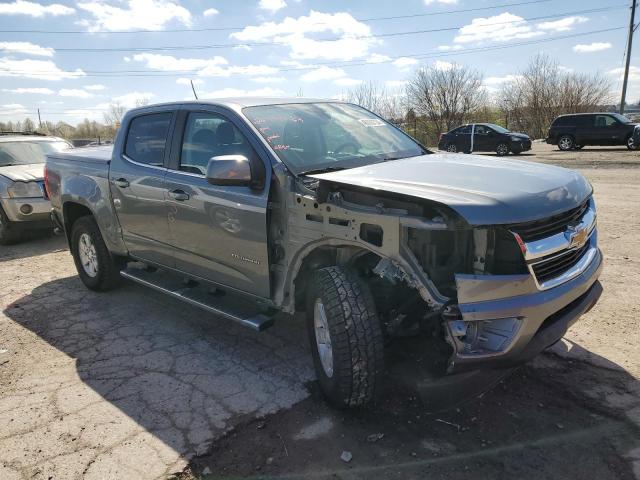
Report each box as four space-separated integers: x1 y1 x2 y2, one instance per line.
71 216 125 291
496 142 510 156
558 135 574 151
306 266 384 408
626 135 637 150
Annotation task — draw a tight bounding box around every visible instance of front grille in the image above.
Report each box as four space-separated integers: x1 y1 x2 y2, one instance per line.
510 200 589 242
531 242 590 284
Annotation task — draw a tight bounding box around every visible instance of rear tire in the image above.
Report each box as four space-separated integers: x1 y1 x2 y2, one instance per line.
71 216 125 291
445 143 458 153
306 266 384 408
0 207 20 245
558 135 574 151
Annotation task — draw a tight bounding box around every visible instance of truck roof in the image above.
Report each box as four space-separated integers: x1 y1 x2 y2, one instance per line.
127 97 341 115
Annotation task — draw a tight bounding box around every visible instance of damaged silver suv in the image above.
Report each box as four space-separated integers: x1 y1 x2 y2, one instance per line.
46 99 603 407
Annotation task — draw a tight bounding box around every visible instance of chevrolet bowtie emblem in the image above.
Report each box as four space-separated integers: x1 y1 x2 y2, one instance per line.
567 227 588 249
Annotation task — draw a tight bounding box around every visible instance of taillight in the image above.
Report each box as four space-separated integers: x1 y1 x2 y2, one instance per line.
44 165 51 199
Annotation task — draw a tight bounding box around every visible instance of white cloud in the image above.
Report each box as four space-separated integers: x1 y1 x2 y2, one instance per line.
176 77 204 85
58 88 94 98
0 41 54 57
84 84 107 91
573 42 612 53
484 74 521 86
437 44 463 51
3 103 26 109
110 91 155 107
200 87 285 99
259 0 286 13
300 66 346 82
609 66 640 81
0 58 85 80
538 16 587 32
366 53 392 64
231 10 376 61
393 57 419 69
0 1 74 17
132 53 278 77
203 8 219 17
334 78 363 86
77 0 192 32
250 76 286 83
454 13 588 44
2 87 55 94
433 60 454 71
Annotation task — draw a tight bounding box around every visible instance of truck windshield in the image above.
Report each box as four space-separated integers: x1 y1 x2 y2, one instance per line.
243 102 426 175
0 141 70 167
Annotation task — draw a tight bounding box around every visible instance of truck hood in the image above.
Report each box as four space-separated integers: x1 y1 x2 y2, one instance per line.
0 163 44 182
310 153 592 225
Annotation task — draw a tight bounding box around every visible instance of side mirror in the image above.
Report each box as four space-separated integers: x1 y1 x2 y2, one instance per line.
206 155 256 188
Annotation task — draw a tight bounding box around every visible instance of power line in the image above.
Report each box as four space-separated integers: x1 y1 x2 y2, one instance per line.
0 0 554 35
1 6 626 54
0 26 625 79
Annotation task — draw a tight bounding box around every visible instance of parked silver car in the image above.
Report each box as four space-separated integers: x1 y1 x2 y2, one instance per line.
0 133 72 244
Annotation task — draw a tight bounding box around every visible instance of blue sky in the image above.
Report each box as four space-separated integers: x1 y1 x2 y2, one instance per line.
0 0 636 124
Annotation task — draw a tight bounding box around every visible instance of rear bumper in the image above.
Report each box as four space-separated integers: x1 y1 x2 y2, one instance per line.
0 197 52 227
449 247 603 373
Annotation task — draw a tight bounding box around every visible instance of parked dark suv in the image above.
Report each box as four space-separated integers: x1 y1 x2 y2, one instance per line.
438 123 531 156
547 113 638 151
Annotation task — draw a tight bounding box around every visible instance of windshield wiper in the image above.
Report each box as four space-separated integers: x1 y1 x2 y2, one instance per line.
300 166 347 176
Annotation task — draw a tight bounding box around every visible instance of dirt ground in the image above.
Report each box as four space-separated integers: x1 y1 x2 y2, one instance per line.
1 142 639 480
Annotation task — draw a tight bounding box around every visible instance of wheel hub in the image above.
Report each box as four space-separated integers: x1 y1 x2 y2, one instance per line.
78 233 99 278
313 299 334 378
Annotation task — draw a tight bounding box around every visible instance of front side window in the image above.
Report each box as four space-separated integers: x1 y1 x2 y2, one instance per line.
124 112 172 166
0 140 70 167
179 112 256 175
595 115 619 127
243 102 426 175
474 125 490 135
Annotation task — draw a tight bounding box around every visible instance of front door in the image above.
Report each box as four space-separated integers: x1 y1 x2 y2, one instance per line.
592 114 622 145
109 110 176 267
472 124 495 152
163 108 271 298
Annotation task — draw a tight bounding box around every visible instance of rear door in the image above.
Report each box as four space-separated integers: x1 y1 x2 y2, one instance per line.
109 109 177 266
163 106 272 298
454 125 472 152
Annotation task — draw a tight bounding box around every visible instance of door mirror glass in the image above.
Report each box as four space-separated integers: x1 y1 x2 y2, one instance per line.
206 155 253 187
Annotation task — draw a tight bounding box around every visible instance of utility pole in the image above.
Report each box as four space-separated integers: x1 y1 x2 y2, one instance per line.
620 0 637 114
37 108 42 129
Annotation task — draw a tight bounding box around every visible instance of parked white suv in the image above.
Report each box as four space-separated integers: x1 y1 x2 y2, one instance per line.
0 133 71 244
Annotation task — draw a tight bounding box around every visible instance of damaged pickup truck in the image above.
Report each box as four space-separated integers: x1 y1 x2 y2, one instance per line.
46 99 603 407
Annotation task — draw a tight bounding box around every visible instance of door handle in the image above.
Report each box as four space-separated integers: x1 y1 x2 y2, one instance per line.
168 189 190 201
113 178 129 188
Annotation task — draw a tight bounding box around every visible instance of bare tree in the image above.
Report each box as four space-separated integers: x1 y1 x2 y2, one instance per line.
499 54 612 139
103 101 126 127
405 64 487 139
346 81 405 122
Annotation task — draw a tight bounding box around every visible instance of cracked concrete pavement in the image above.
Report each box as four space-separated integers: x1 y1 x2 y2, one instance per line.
0 236 314 479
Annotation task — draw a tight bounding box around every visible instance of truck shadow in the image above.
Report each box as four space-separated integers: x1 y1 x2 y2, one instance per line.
4 276 640 479
0 233 66 262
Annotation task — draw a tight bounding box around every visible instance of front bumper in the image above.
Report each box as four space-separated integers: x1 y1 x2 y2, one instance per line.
511 140 532 152
0 197 52 227
448 246 603 372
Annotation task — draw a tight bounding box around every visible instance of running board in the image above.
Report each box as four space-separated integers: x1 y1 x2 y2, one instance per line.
120 267 275 331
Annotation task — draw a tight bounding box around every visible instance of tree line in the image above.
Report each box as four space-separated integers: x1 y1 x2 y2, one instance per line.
346 54 620 145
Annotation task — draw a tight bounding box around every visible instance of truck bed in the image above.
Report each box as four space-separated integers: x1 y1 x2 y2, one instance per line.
48 145 113 164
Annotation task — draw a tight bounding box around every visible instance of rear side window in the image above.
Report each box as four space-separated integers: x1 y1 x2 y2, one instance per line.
124 112 172 166
455 125 472 134
553 116 575 126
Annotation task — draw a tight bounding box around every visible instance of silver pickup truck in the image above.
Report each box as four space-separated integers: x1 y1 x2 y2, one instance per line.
46 98 603 407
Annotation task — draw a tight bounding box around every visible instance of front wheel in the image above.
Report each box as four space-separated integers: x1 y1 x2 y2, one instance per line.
71 216 125 291
306 266 384 408
496 143 510 156
626 136 637 150
558 135 574 151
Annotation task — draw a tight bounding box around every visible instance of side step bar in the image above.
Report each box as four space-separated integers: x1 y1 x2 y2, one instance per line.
120 267 275 331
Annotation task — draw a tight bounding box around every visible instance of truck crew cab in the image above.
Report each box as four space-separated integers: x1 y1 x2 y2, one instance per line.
46 99 603 408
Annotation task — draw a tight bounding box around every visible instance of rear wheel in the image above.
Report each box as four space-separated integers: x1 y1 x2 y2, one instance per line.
558 135 574 151
496 142 510 156
71 216 125 291
0 207 20 245
446 143 458 153
306 266 384 408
